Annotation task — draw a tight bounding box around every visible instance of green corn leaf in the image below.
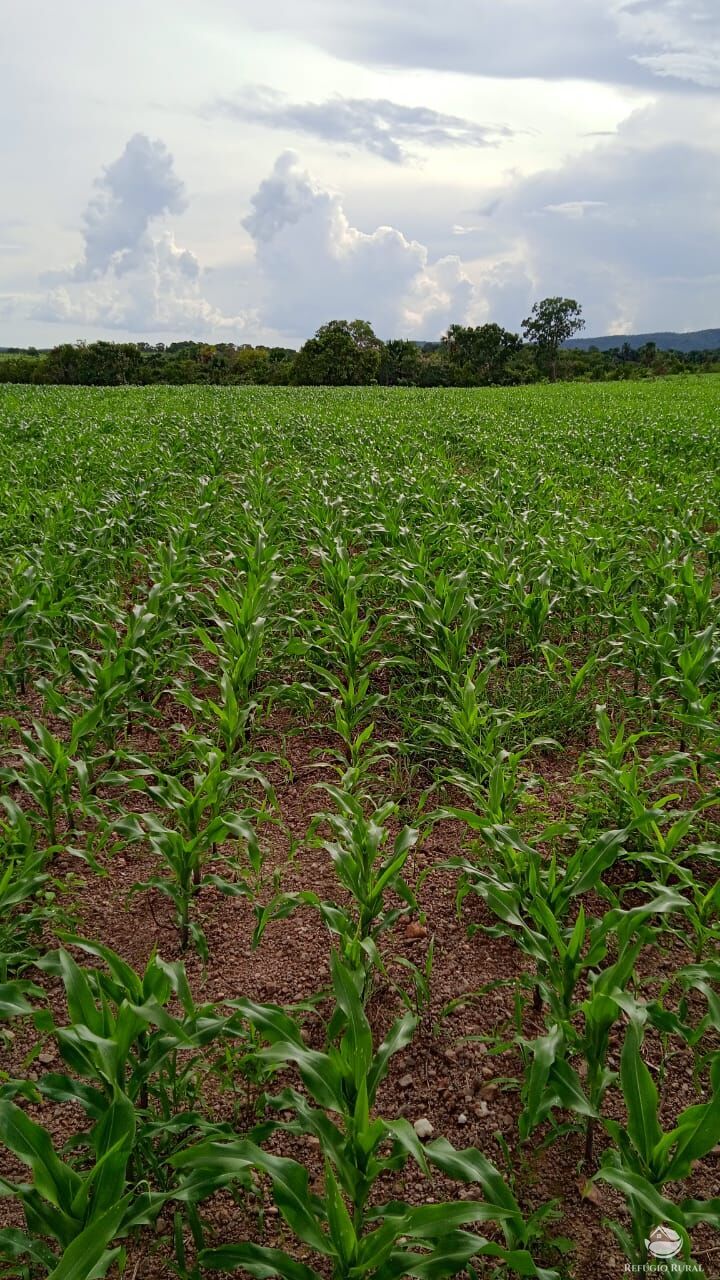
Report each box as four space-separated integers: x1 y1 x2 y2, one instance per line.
367 1010 417 1101
0 982 43 1019
0 1101 82 1211
323 1159 356 1266
594 1164 689 1244
0 1227 56 1271
659 1095 720 1181
83 1092 135 1217
547 1058 597 1119
38 1075 108 1122
562 828 628 902
331 952 373 1086
46 1201 129 1280
520 1026 565 1140
246 1145 331 1255
620 1021 662 1165
199 1242 323 1280
38 949 103 1037
425 1138 523 1227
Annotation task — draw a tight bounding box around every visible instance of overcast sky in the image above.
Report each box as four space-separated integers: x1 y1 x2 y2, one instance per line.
2 0 718 346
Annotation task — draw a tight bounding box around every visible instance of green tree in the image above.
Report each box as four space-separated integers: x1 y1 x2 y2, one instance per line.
522 297 585 381
41 343 86 384
441 323 522 385
377 339 422 385
292 320 383 386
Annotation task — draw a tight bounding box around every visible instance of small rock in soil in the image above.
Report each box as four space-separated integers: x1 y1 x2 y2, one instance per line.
413 1117 434 1140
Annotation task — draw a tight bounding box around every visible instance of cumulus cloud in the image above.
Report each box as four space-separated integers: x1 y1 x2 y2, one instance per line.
212 87 513 164
459 98 720 332
34 135 252 337
35 232 251 335
52 134 189 282
242 150 475 337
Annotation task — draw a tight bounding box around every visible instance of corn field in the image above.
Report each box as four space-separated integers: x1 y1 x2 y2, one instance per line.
0 377 719 1280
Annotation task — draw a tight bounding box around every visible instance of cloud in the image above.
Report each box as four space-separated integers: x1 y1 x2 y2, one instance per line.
34 232 252 335
617 0 720 88
244 0 720 89
33 135 252 337
460 98 720 332
212 87 513 164
242 150 475 337
632 50 720 89
55 134 189 282
542 200 608 217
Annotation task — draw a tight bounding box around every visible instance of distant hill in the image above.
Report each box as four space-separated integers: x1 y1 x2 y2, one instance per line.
566 329 720 353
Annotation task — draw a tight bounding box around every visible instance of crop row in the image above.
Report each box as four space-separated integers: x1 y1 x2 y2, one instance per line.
0 379 718 1278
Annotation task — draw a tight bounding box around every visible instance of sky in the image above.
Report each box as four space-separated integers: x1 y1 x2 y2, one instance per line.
2 0 719 346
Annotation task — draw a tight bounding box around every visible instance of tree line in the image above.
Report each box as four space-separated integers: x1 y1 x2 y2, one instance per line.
2 298 719 388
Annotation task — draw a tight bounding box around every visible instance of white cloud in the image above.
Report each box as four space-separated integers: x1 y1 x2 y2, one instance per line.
543 201 608 217
458 97 720 333
54 134 189 282
616 0 720 88
32 135 253 337
2 3 719 347
242 150 475 337
632 51 720 89
34 232 253 335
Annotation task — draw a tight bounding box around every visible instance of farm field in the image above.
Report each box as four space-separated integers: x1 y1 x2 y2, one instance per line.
1 377 719 1280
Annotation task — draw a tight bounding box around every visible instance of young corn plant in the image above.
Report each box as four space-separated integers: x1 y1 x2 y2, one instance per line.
659 623 719 754
0 799 55 978
510 568 558 656
578 706 681 842
174 952 562 1280
33 940 224 1106
28 938 241 1186
256 788 418 980
0 564 80 698
58 581 191 749
394 554 480 682
444 818 688 1138
448 819 631 959
663 853 720 960
115 763 264 955
288 540 403 791
0 1092 163 1279
187 526 280 754
0 718 103 845
515 911 654 1163
594 1020 720 1273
